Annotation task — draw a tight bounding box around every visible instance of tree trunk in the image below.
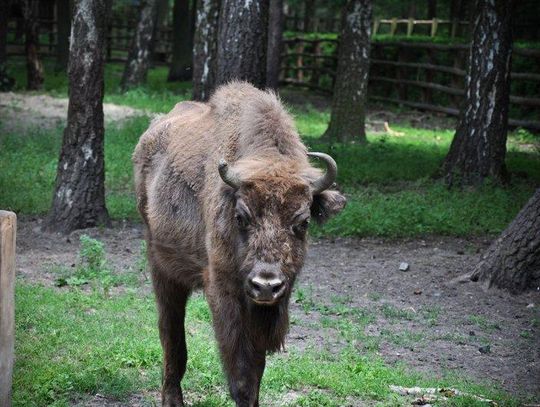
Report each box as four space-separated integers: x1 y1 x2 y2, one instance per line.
167 0 192 81
24 0 44 90
46 0 110 234
120 0 159 92
323 0 372 143
442 0 514 186
192 0 219 101
266 0 284 89
470 188 540 293
55 0 71 72
0 0 15 91
216 0 268 89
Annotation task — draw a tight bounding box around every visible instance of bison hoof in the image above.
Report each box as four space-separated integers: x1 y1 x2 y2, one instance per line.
162 392 184 407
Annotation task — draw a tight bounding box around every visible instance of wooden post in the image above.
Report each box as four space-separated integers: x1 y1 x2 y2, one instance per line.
296 41 304 81
0 211 16 407
373 18 380 36
431 18 438 37
407 18 414 37
390 18 397 36
310 40 321 88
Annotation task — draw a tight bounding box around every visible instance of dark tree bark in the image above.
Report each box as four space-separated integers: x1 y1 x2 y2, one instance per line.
120 0 159 92
55 0 72 72
46 0 110 233
24 0 44 90
323 0 372 143
192 0 219 101
470 188 540 293
167 0 192 81
266 0 284 89
216 0 269 89
442 0 514 186
0 0 15 91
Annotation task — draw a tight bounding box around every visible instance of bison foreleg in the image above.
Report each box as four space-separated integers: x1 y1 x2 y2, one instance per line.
152 272 190 407
211 296 266 407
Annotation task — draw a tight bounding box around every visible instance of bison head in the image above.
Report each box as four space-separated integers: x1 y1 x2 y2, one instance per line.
218 153 346 306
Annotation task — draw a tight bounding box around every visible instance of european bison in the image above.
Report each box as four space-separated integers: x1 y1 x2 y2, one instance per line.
133 82 346 406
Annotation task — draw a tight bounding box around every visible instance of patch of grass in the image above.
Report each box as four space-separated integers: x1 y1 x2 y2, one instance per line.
14 282 526 406
380 303 416 321
467 315 502 333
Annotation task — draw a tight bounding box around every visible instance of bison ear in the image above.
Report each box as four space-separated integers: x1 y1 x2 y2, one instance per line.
310 190 346 224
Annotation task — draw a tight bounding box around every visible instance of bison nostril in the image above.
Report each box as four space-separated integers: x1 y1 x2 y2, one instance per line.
272 283 283 294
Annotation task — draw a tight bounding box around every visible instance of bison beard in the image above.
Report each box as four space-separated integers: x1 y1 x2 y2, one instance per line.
133 81 346 407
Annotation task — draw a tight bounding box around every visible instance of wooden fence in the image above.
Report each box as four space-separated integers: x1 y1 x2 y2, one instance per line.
280 37 540 130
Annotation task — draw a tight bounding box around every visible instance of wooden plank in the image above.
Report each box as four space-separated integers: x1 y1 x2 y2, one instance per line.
371 58 466 76
372 41 469 51
370 75 465 96
370 96 540 130
0 211 16 407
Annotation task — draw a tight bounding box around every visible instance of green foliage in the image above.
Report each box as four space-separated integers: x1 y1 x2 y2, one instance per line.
79 235 107 275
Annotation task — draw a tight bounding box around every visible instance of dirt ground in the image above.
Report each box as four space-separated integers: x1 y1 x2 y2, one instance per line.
16 218 540 402
0 92 147 132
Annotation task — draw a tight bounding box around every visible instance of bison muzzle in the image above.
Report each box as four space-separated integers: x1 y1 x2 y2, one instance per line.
133 81 346 407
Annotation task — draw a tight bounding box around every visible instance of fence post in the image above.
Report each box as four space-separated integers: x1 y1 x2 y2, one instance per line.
0 210 16 407
431 18 439 37
390 18 397 36
407 18 414 37
296 41 304 82
373 18 380 36
310 40 321 88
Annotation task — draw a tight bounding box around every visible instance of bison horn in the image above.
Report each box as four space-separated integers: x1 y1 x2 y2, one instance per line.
218 159 241 190
307 152 337 194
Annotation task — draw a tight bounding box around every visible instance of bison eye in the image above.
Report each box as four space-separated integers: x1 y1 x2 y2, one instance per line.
292 218 310 238
235 212 250 229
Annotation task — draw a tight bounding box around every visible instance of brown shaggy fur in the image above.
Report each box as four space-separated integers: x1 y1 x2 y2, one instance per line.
133 81 346 407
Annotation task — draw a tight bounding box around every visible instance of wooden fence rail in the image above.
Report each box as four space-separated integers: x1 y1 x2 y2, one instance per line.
279 39 540 131
0 211 16 407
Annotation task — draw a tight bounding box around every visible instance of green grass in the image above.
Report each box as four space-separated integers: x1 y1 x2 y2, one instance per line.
14 281 523 407
1 57 539 238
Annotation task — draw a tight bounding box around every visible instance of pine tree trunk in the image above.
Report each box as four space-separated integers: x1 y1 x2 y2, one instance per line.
0 0 15 91
24 0 44 90
442 0 514 186
216 0 268 88
470 188 540 293
120 0 159 92
55 0 72 72
46 0 110 234
167 0 192 81
192 0 219 101
323 0 372 143
266 0 284 89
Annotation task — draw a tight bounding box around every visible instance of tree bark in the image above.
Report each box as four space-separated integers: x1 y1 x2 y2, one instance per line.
442 0 514 186
46 0 110 234
266 0 284 89
323 0 372 143
0 0 15 91
216 0 268 89
167 0 192 81
470 188 540 293
24 0 44 90
120 0 159 92
192 0 219 101
55 0 72 72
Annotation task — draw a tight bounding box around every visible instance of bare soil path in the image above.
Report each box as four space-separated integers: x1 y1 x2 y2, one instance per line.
0 92 147 133
16 218 540 403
